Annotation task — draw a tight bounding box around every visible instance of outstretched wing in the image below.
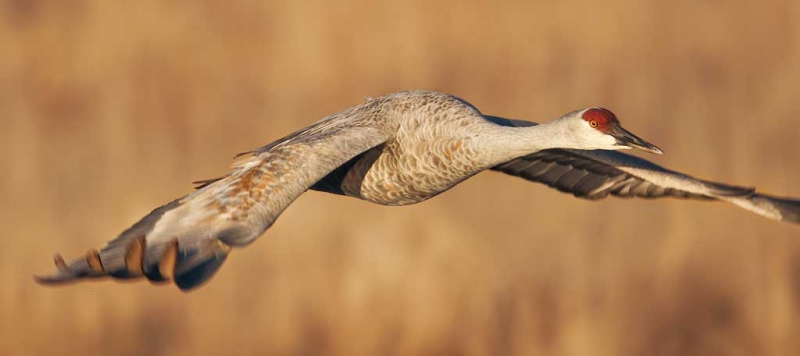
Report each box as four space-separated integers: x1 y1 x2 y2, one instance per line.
486 116 800 224
493 149 754 200
36 111 389 290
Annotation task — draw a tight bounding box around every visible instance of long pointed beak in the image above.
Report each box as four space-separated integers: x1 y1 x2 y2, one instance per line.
610 125 663 154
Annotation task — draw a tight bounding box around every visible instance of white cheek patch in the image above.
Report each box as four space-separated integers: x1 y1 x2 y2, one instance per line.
589 130 618 149
601 134 618 147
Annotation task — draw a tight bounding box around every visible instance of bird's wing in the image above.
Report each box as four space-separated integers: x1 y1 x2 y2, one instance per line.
36 113 389 290
485 116 800 224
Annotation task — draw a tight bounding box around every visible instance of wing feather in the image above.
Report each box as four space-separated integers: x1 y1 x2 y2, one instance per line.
486 116 799 224
36 110 389 290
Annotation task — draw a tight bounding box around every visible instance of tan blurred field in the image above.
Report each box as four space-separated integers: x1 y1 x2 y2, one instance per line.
1 1 799 355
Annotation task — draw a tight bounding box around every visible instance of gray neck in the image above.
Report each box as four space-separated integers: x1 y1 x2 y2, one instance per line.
478 117 576 167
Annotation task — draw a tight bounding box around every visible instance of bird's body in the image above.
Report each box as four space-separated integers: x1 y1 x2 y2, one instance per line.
36 90 800 290
314 91 499 205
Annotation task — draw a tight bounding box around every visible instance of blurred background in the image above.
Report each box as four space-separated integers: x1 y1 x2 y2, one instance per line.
1 1 799 355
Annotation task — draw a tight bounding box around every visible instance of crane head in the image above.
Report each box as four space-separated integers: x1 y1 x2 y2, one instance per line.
579 107 663 154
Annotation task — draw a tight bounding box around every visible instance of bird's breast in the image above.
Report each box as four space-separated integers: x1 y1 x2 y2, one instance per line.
354 137 484 205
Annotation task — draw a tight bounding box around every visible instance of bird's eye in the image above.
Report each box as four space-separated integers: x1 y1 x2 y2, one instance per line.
589 120 598 128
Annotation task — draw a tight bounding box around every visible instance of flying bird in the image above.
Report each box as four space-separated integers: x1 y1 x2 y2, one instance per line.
35 90 800 290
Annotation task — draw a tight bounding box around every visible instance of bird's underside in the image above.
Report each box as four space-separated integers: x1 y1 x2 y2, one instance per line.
35 90 800 291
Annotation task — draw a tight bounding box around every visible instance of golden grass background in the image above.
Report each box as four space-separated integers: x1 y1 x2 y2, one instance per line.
1 1 799 355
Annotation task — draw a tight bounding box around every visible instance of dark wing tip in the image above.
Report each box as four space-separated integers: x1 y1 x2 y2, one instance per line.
173 240 231 291
175 254 229 291
36 236 231 291
753 194 800 224
34 273 81 286
33 272 78 285
35 254 73 285
34 253 89 285
781 200 800 224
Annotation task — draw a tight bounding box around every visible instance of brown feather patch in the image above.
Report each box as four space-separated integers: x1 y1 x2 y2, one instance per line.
124 236 145 276
85 249 105 274
158 239 179 281
54 254 69 274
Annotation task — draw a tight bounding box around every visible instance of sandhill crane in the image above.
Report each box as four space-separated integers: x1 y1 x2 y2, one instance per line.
35 90 799 290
